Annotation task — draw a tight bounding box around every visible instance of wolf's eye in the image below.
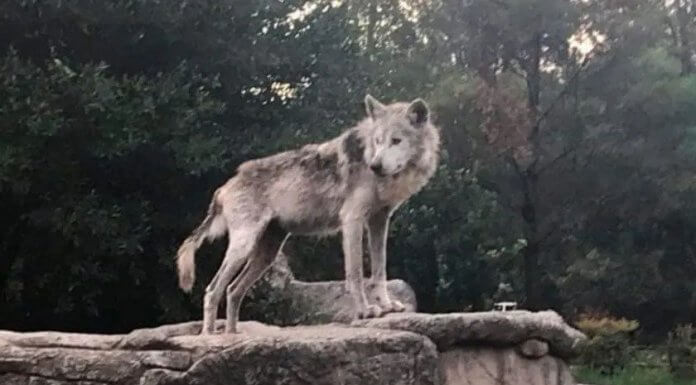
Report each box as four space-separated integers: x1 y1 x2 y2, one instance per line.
391 138 402 145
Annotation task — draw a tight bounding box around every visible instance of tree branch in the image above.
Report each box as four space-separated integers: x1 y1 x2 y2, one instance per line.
530 47 599 138
536 146 576 176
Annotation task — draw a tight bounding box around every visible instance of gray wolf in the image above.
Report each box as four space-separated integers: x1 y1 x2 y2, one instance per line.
176 95 441 334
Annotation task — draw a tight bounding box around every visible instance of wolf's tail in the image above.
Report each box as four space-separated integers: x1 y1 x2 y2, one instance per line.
176 194 226 292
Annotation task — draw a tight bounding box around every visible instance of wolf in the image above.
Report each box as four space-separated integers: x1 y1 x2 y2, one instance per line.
176 94 441 334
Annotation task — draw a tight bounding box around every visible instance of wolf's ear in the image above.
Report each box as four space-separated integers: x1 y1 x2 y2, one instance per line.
407 98 429 127
365 94 386 119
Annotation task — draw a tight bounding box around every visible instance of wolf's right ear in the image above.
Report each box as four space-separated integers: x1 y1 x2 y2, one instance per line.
365 94 386 120
407 98 429 127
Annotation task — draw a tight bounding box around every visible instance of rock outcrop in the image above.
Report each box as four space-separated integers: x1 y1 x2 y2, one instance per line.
352 310 586 359
0 320 438 385
248 252 418 325
0 254 587 385
354 310 586 385
0 310 585 385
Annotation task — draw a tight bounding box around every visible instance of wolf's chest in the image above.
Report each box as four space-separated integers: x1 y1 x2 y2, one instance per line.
376 170 426 205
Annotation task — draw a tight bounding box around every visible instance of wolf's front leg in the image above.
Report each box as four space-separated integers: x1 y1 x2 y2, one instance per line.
342 221 382 319
368 208 406 314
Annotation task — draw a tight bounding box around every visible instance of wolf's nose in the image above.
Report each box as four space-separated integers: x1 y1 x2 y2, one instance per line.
370 163 384 176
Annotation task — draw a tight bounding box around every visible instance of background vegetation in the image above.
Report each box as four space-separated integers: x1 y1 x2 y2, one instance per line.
1 0 696 357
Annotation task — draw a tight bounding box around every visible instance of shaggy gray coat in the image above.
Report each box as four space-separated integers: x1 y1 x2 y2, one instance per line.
177 95 441 334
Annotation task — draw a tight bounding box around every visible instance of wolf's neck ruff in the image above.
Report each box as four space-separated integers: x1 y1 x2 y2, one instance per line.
176 95 441 334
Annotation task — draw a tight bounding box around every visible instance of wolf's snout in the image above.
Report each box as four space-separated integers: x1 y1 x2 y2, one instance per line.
370 163 384 176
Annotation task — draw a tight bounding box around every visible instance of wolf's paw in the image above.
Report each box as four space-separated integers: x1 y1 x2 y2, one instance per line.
357 304 383 319
389 299 407 313
378 299 406 315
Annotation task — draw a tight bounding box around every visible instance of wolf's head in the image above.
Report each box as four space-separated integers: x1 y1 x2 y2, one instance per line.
363 94 432 177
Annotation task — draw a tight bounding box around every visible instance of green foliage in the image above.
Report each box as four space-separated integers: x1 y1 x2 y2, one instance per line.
574 366 696 385
579 334 634 374
577 315 641 337
576 315 640 373
1 0 696 338
668 324 696 379
389 162 524 312
0 48 226 331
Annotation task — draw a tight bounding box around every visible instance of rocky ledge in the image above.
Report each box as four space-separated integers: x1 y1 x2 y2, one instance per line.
0 310 585 385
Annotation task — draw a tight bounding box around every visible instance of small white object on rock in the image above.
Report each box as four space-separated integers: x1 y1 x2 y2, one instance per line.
493 301 518 311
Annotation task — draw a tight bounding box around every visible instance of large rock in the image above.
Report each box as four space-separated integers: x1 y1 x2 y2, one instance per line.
0 255 584 385
439 347 575 385
354 311 586 385
0 320 438 385
0 311 586 385
352 310 586 359
281 279 417 324
249 251 418 325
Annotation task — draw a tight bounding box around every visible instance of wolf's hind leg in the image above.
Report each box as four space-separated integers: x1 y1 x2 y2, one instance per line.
201 219 269 335
224 220 287 333
368 209 405 314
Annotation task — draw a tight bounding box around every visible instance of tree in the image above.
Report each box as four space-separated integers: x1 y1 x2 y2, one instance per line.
422 0 587 309
0 50 226 331
3 0 696 338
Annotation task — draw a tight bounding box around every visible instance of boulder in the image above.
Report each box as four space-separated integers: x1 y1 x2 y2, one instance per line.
352 310 586 359
517 339 550 359
248 251 418 325
0 321 438 385
281 278 417 324
439 347 575 385
0 256 586 385
353 311 586 385
0 311 585 385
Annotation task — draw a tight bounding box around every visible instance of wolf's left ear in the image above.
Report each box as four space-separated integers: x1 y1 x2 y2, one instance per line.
365 94 386 119
407 98 429 127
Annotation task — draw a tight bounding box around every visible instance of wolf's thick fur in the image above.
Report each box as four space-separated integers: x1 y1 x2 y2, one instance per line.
176 95 441 334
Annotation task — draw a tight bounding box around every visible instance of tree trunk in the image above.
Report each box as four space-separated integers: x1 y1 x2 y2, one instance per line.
521 32 543 310
510 156 542 310
526 32 542 114
521 175 542 310
523 237 541 310
366 0 377 60
677 1 694 75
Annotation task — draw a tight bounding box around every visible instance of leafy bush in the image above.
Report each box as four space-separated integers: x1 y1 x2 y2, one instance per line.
0 49 227 332
667 324 696 379
577 315 641 337
389 163 524 313
574 366 696 385
575 314 640 374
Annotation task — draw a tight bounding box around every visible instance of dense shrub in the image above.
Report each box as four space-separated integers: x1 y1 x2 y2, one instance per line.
576 314 640 374
667 324 696 379
0 49 227 332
